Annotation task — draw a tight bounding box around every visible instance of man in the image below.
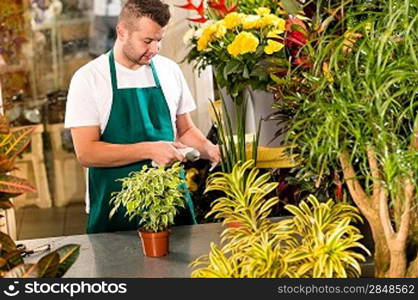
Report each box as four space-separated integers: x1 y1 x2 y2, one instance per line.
65 0 220 233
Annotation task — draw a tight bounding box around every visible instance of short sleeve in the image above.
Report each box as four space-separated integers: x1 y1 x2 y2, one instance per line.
175 65 197 115
64 68 100 128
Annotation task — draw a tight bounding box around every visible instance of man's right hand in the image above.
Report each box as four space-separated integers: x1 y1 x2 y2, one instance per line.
150 141 187 166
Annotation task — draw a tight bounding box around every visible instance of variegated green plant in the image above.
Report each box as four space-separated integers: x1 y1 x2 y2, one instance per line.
109 162 187 232
191 194 369 278
0 114 36 210
204 160 279 232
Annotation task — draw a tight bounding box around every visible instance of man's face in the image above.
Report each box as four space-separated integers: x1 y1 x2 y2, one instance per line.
119 16 166 66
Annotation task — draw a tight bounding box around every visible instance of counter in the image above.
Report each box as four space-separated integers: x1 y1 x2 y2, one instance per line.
18 221 374 278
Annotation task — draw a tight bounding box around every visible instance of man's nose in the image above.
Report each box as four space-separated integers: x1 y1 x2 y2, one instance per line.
149 41 160 53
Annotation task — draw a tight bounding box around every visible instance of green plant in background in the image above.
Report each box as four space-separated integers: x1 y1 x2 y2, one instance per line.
0 114 36 211
285 0 418 277
0 231 80 277
205 160 279 231
109 162 187 233
191 194 368 278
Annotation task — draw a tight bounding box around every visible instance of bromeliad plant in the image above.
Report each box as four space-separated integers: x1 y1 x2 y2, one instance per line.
191 194 369 278
286 0 418 277
109 162 187 233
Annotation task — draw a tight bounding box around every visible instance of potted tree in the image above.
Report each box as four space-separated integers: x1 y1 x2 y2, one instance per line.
109 162 187 257
284 0 418 277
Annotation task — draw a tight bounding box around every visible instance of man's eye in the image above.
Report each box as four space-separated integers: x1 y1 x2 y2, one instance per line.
144 40 152 44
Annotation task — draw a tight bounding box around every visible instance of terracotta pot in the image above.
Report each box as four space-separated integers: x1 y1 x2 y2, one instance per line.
138 230 169 257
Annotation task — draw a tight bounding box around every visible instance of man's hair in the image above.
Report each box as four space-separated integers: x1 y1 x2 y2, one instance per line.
119 0 171 29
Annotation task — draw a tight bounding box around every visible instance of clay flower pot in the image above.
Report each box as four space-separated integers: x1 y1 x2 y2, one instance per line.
138 230 169 257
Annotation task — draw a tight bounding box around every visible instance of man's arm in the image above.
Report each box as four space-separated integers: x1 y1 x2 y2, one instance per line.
71 126 186 167
176 113 220 164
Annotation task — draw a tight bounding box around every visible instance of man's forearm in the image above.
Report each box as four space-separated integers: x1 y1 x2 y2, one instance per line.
75 141 154 168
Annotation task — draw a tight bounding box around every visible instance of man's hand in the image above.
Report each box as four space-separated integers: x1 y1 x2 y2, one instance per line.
200 142 221 165
150 141 188 166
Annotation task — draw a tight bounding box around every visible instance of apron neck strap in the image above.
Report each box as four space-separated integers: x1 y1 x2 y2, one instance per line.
149 61 161 88
109 49 161 91
109 50 118 93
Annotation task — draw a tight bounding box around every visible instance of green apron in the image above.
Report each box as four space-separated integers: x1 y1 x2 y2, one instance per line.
86 50 196 234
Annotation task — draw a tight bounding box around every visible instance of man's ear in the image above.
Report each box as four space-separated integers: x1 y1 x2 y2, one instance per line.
116 23 127 41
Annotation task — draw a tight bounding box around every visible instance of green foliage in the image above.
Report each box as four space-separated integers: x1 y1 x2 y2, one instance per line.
286 0 418 221
110 162 187 232
0 231 80 278
205 160 279 231
191 195 369 278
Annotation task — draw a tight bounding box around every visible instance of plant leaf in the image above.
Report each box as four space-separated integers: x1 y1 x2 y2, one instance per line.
37 252 60 277
54 244 80 277
0 174 36 195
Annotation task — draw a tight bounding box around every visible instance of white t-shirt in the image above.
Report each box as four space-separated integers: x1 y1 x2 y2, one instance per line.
93 0 122 16
65 53 196 136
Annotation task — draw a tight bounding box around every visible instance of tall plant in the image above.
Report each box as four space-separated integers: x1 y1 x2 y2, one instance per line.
286 0 418 277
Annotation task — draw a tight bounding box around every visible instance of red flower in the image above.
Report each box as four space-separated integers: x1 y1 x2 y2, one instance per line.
176 0 238 23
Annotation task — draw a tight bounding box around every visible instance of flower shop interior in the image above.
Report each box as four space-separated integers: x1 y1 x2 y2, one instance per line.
0 0 417 279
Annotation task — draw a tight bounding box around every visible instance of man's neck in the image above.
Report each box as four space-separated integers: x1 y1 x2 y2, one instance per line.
113 41 143 70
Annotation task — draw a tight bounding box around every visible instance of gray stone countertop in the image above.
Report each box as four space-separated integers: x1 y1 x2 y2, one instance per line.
18 222 224 278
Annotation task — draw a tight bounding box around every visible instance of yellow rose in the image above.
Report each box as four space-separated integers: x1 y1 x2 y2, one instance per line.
242 15 260 30
224 12 244 29
227 32 259 57
260 14 286 29
255 7 271 16
264 40 285 55
267 30 284 39
214 22 227 39
197 34 210 51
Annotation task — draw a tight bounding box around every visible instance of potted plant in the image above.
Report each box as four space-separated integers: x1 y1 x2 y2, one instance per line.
177 2 309 171
109 162 187 257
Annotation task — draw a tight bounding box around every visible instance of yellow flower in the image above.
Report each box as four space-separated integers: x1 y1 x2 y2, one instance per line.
264 40 285 55
186 168 199 192
224 12 244 29
214 22 227 39
255 7 271 16
227 32 259 57
242 15 260 30
267 30 284 39
259 14 286 29
197 34 210 51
